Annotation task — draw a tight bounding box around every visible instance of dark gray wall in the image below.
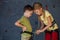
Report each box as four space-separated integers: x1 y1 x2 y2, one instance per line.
0 0 60 40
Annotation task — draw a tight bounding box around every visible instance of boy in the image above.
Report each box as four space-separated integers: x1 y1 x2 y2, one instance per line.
33 2 59 40
15 5 33 40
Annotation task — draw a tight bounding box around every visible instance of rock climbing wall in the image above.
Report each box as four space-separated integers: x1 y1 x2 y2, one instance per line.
0 0 60 40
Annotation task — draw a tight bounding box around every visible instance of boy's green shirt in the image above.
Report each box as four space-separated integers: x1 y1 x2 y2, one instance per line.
19 16 32 36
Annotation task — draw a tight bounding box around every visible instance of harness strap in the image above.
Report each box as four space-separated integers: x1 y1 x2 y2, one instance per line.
21 31 33 35
51 20 56 28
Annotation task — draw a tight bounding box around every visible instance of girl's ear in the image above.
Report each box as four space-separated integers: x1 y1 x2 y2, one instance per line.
41 8 43 10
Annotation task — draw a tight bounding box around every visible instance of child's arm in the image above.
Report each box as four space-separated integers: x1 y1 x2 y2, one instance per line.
36 16 52 35
15 20 26 32
40 20 44 29
38 17 44 29
40 16 52 32
15 20 24 28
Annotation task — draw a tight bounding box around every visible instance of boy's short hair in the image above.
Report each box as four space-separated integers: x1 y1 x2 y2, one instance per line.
24 5 33 12
33 2 43 10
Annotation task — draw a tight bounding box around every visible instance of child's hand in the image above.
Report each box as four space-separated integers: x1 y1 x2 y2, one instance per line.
36 30 41 35
22 26 26 32
36 29 44 35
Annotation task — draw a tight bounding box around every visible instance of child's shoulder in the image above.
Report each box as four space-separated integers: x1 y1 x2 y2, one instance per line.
44 10 51 17
45 10 50 13
18 16 24 20
20 16 25 18
19 16 27 20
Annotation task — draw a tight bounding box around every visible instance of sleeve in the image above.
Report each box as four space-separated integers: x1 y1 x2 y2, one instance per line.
45 10 51 17
18 16 24 23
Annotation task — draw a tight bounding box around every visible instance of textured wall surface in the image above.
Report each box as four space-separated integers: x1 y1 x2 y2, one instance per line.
0 0 60 40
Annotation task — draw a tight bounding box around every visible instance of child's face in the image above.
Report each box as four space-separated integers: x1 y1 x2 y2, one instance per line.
34 7 43 16
24 10 33 17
